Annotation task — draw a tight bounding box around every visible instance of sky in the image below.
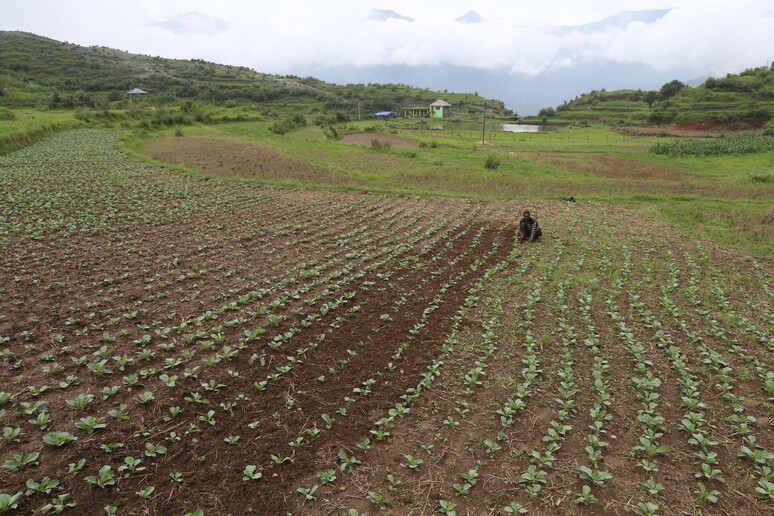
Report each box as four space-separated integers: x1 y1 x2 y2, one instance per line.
2 1 773 110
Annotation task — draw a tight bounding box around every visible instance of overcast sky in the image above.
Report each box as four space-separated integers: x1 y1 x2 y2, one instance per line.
2 1 772 80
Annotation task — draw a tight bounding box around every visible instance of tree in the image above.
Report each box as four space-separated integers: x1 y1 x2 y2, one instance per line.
658 80 686 101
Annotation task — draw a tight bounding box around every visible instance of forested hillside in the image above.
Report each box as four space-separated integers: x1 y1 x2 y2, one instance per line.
0 31 508 117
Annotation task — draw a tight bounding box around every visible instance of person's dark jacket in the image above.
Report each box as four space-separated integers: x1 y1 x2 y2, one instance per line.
519 217 542 242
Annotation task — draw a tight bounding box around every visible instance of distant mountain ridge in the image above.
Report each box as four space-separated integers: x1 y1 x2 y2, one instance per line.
297 8 709 114
1 30 770 125
552 9 672 33
455 11 483 24
367 9 414 22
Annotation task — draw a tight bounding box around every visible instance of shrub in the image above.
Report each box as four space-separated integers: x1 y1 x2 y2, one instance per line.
323 125 338 140
371 139 390 150
74 107 92 122
270 117 296 135
292 113 307 127
484 155 501 169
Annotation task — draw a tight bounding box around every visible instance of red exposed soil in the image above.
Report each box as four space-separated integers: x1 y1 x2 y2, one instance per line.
622 120 765 137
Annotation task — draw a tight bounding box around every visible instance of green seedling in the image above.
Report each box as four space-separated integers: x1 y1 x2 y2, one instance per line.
243 465 262 481
84 465 116 488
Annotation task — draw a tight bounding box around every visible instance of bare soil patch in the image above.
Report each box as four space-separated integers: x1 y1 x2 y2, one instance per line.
142 136 363 186
622 120 765 138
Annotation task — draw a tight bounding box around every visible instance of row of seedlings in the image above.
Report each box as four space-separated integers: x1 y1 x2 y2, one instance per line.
305 215 523 513
673 250 774 502
0 197 465 512
604 251 667 515
275 204 512 503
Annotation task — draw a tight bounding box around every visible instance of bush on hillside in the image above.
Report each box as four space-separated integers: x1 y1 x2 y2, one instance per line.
484 155 501 169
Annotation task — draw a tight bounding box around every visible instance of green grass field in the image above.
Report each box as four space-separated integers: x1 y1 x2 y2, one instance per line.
0 110 81 154
0 108 771 256
124 117 773 257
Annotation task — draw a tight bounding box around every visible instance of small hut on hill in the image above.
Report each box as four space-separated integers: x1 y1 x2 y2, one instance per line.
127 88 147 103
429 99 452 118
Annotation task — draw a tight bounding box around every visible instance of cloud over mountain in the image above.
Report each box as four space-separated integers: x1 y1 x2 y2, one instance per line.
552 9 672 34
455 11 483 24
150 12 229 35
367 9 415 22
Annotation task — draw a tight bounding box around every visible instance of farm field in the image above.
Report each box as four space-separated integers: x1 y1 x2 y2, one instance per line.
136 120 774 257
0 129 772 515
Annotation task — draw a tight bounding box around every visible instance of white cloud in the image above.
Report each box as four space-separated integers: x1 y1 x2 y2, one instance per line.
150 12 229 35
1 0 771 79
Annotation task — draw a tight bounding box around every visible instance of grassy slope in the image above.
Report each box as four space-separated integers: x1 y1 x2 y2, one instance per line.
0 110 82 154
0 31 507 117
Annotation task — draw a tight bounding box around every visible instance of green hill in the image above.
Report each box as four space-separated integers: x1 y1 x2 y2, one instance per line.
0 31 508 118
535 66 774 125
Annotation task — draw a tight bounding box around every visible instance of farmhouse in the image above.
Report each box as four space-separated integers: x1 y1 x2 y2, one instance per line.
401 99 452 119
429 99 452 118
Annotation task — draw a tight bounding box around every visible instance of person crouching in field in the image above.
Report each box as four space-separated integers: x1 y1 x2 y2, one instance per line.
519 209 542 243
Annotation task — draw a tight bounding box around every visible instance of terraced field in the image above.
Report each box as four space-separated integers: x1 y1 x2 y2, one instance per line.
0 130 771 515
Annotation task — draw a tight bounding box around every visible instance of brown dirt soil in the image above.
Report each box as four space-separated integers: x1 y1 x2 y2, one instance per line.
1 132 772 516
142 136 364 186
341 132 420 147
621 120 765 138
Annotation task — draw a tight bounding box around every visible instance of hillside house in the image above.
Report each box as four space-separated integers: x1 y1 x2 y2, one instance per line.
429 99 452 118
127 88 147 103
401 99 452 119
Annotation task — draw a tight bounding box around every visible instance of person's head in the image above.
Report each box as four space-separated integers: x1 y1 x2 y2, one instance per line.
522 209 531 220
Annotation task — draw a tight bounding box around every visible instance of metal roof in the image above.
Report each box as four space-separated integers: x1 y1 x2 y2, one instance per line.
430 99 451 107
127 88 147 94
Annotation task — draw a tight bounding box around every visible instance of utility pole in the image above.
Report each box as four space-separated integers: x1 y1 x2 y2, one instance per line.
482 102 487 143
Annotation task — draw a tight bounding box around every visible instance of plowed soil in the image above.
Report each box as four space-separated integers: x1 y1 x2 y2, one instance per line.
1 130 771 516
